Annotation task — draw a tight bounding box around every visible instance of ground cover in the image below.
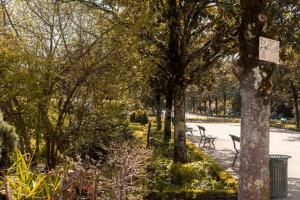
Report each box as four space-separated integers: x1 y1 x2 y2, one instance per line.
130 121 238 200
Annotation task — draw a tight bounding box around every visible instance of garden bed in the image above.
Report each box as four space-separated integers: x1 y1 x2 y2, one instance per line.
130 122 238 200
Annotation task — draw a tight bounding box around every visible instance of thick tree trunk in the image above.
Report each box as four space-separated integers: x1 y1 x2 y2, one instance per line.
164 82 173 142
173 85 187 163
290 82 300 129
239 76 270 200
155 93 162 130
238 1 273 199
167 0 187 163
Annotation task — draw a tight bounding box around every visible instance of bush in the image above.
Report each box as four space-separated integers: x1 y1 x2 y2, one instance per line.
129 122 238 200
170 163 197 185
65 101 130 161
145 189 237 200
1 150 60 199
0 112 18 168
130 110 149 125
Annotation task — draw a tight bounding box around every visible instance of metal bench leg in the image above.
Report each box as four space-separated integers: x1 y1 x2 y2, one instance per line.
232 152 239 167
202 139 207 148
210 139 216 150
199 137 203 146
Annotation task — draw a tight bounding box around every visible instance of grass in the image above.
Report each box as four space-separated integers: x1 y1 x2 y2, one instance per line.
187 117 240 123
129 120 238 200
270 120 299 131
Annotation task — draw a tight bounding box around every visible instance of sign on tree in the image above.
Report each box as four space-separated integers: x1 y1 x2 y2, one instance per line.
259 37 280 64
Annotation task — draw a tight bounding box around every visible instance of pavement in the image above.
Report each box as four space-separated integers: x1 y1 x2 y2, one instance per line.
186 122 300 200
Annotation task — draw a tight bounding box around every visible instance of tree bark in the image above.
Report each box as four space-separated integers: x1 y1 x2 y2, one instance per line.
208 98 212 116
239 76 270 200
223 95 227 116
290 81 299 129
204 100 207 116
167 0 187 163
237 1 274 199
173 85 187 163
164 81 173 142
215 98 218 116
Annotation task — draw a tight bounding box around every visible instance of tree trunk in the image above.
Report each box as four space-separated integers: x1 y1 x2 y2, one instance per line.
239 75 271 200
238 1 273 199
46 135 57 170
173 85 187 163
204 101 207 116
208 98 212 116
39 104 57 170
155 93 162 130
223 95 227 116
164 81 173 142
290 82 299 129
215 99 218 116
167 0 187 163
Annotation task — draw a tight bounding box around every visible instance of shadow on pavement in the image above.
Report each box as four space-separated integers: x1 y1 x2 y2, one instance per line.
283 136 300 142
187 124 300 200
276 177 300 200
270 128 300 134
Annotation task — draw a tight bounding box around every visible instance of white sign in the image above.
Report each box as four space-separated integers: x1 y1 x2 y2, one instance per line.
259 37 280 64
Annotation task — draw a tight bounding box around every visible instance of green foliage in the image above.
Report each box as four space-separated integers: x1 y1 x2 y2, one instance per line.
130 110 149 125
66 102 130 161
1 150 60 199
130 122 237 199
145 189 237 200
0 112 18 169
170 163 199 186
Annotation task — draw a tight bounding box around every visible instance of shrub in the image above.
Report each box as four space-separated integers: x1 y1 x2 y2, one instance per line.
130 122 238 199
170 163 198 185
1 150 60 199
0 112 18 168
130 110 149 125
145 189 237 200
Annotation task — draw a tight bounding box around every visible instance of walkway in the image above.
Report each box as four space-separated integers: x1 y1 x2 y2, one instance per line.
186 122 300 200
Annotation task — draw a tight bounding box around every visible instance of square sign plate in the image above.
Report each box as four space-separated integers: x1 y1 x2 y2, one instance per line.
259 37 280 64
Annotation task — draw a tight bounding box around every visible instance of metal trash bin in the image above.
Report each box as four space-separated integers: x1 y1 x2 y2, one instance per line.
269 154 291 199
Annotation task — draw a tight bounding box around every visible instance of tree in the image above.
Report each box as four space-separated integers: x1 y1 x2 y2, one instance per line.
165 0 236 163
0 0 134 169
235 1 276 199
236 1 300 198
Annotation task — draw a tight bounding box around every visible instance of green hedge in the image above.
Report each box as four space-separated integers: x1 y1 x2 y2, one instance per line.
145 189 237 200
130 110 149 125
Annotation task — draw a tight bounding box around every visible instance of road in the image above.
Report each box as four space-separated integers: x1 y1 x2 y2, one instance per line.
186 122 300 200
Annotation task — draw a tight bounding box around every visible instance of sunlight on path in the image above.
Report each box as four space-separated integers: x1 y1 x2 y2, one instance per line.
186 122 300 200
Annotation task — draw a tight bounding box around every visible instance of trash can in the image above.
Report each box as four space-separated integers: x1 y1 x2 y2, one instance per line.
269 154 291 199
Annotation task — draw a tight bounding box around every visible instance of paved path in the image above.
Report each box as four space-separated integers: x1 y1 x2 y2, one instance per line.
186 122 300 200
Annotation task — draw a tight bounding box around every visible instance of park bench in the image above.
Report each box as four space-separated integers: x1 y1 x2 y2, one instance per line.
229 134 240 167
197 125 216 150
185 126 194 136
